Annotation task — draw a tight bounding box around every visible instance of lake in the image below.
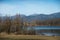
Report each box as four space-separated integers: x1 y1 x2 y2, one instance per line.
27 26 60 36
33 26 60 30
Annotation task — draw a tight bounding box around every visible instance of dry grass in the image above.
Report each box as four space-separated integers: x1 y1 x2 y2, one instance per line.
0 32 60 40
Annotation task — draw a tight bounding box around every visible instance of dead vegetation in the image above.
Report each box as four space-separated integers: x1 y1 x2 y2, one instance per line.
0 32 60 40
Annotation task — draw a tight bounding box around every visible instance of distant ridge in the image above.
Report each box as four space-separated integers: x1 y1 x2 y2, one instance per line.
23 12 60 22
1 12 60 22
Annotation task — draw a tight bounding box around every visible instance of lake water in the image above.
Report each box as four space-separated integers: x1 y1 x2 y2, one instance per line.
41 32 60 36
27 26 60 36
33 26 60 30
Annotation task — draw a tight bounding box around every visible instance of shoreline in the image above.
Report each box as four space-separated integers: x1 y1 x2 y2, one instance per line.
0 34 60 40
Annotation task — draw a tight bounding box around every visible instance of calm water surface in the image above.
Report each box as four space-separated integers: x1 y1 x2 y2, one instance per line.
27 26 60 36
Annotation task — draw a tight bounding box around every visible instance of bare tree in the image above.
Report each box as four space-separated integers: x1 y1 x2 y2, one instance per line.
3 16 11 34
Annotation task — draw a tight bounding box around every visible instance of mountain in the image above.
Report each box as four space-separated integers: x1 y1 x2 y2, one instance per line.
22 12 60 22
1 12 60 22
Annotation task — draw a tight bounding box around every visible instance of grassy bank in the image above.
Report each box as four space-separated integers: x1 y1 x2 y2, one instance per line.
0 33 60 40
0 38 45 40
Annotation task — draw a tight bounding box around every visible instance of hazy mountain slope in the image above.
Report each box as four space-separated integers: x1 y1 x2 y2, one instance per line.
24 12 60 22
1 12 60 22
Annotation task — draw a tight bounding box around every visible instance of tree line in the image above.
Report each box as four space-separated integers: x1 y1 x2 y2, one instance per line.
0 14 60 35
0 14 36 35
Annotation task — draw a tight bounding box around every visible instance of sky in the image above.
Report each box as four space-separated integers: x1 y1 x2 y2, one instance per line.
0 0 60 16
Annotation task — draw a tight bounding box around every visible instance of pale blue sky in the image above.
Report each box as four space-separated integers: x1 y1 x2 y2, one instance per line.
0 0 60 16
